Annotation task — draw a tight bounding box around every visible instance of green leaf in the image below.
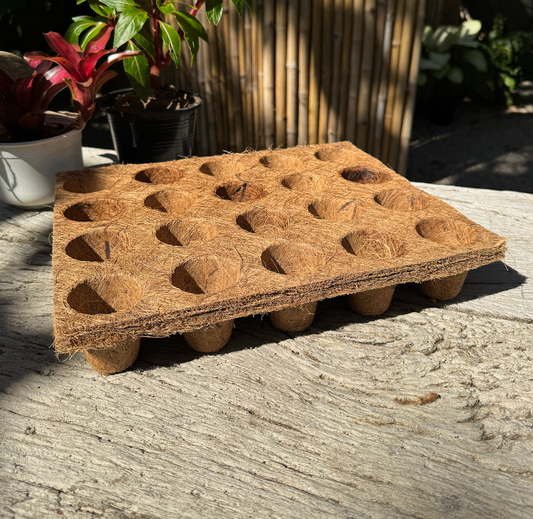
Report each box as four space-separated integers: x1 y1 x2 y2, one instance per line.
429 26 452 53
80 22 108 49
100 0 137 10
133 25 155 61
66 17 97 45
88 0 115 17
231 0 244 14
422 25 434 46
428 51 450 69
502 73 516 90
123 41 150 100
174 11 209 63
457 19 482 42
156 0 175 16
447 66 464 84
113 5 149 48
175 11 209 42
159 21 181 68
463 49 487 72
230 0 252 14
205 0 224 24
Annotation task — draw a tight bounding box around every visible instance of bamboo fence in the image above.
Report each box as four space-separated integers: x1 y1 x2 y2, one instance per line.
168 0 443 173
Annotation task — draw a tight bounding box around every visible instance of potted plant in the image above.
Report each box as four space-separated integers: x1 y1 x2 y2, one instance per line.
418 19 488 125
0 29 136 208
66 0 250 163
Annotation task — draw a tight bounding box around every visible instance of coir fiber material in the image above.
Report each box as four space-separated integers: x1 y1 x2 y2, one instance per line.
52 142 506 355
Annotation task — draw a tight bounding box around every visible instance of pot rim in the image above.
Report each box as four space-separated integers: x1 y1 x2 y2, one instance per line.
0 112 85 149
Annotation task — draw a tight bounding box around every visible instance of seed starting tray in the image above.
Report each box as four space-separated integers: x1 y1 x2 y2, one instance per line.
52 142 506 354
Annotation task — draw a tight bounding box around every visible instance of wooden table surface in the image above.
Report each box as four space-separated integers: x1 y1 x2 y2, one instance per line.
1 149 532 518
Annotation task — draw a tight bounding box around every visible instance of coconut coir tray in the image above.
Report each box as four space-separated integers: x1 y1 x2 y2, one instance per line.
52 142 506 372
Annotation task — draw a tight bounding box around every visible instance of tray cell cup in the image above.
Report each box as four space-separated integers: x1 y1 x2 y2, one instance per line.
134 165 184 184
236 207 290 236
416 217 477 300
144 190 196 214
341 166 392 185
67 276 143 375
65 230 131 262
262 243 325 332
63 199 124 222
156 219 217 247
315 144 357 163
62 172 115 194
308 197 363 222
375 189 430 212
67 276 142 316
260 152 303 170
342 229 406 315
281 173 328 193
216 181 268 203
172 255 241 352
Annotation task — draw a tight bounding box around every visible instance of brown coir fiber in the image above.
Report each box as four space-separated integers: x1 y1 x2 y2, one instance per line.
270 301 318 332
52 142 506 356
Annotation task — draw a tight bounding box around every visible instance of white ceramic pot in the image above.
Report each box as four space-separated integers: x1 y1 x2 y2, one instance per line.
0 114 84 209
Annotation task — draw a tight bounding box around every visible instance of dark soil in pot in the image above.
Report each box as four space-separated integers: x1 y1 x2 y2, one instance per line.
106 85 199 113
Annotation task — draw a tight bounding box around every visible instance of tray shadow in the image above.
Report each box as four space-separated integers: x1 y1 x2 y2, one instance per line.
133 261 526 373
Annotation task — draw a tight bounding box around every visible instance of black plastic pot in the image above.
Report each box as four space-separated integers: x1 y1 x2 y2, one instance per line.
105 90 202 164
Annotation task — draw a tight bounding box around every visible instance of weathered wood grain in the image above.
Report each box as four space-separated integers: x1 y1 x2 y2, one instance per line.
1 165 532 518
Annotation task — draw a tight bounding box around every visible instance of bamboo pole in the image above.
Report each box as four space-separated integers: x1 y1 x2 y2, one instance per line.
356 0 376 151
345 0 364 144
297 0 311 145
367 0 386 154
252 0 264 150
398 0 426 175
388 0 416 170
229 4 244 150
194 10 213 156
327 0 345 143
336 0 355 141
381 0 405 164
285 0 299 148
318 0 334 144
275 0 287 147
263 0 276 148
308 0 323 144
222 2 236 150
372 0 394 159
208 23 225 154
242 3 254 148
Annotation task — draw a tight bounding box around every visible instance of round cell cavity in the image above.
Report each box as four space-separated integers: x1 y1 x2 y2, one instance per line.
135 166 183 184
308 197 362 222
416 218 477 246
63 199 123 222
156 219 217 246
63 173 115 194
172 256 240 295
67 276 142 315
237 208 290 235
341 166 391 184
375 189 429 211
342 229 406 259
261 243 326 276
216 181 268 202
144 190 196 214
65 230 130 262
